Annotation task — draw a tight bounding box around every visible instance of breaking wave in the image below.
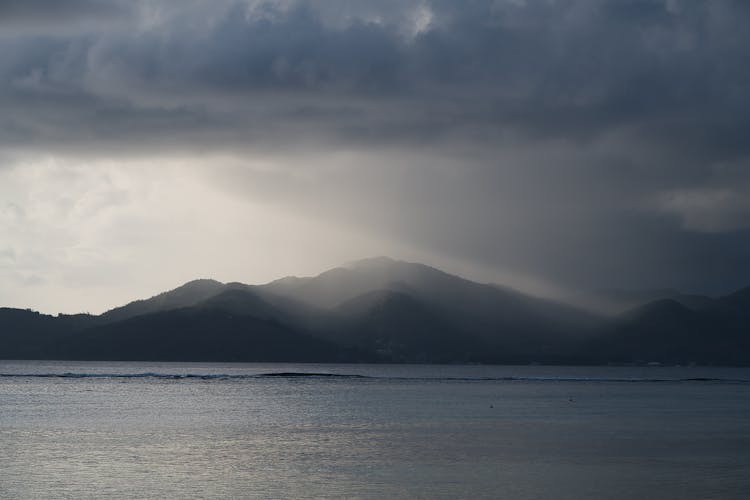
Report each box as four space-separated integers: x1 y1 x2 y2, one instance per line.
0 372 748 383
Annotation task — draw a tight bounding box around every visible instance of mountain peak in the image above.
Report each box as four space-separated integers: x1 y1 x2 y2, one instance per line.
184 278 224 285
177 278 225 291
344 256 450 280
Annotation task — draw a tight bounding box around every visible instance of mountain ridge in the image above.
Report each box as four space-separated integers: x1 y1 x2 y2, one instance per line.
1 257 748 365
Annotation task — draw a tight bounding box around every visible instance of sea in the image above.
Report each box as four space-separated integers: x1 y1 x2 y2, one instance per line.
1 361 749 499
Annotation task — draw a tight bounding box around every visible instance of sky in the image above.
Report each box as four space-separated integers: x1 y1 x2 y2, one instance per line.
1 0 750 314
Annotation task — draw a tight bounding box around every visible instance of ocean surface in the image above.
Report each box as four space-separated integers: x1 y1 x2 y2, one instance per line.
1 361 749 499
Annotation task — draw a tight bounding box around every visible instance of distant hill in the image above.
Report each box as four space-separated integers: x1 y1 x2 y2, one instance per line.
584 293 750 365
58 307 357 362
1 257 748 364
332 289 487 363
0 308 96 359
100 279 226 323
579 288 716 315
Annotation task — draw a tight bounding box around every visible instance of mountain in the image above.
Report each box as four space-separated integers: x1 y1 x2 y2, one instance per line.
265 256 599 334
0 308 96 359
100 279 226 323
579 288 716 315
332 289 487 363
100 277 342 335
1 257 748 364
261 257 603 363
584 291 750 365
720 286 750 311
58 307 356 362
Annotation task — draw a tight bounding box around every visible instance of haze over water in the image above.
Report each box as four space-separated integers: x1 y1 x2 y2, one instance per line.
2 361 749 499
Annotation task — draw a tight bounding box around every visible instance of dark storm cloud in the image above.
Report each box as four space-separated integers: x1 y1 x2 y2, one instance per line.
0 0 124 20
0 0 750 155
3 0 750 295
0 0 130 33
2 0 749 155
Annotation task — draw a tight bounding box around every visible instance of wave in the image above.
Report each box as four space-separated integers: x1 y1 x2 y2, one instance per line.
0 372 748 383
0 371 367 380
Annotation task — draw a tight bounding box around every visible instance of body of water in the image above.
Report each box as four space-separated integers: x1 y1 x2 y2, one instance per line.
1 361 749 498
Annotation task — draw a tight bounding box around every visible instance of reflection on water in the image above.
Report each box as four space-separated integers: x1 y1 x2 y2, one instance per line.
1 361 750 499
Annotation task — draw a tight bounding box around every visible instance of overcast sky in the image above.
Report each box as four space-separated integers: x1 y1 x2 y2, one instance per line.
2 0 750 314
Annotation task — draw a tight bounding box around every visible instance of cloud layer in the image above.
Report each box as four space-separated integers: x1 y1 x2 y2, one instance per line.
2 0 750 311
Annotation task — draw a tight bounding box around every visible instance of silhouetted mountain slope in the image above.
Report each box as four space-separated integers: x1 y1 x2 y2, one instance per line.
58 307 357 362
197 288 283 320
263 257 408 309
586 297 750 365
576 288 717 315
0 308 97 359
331 289 487 363
0 308 67 359
198 285 346 340
720 286 750 311
1 258 749 364
265 257 600 338
100 279 225 323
